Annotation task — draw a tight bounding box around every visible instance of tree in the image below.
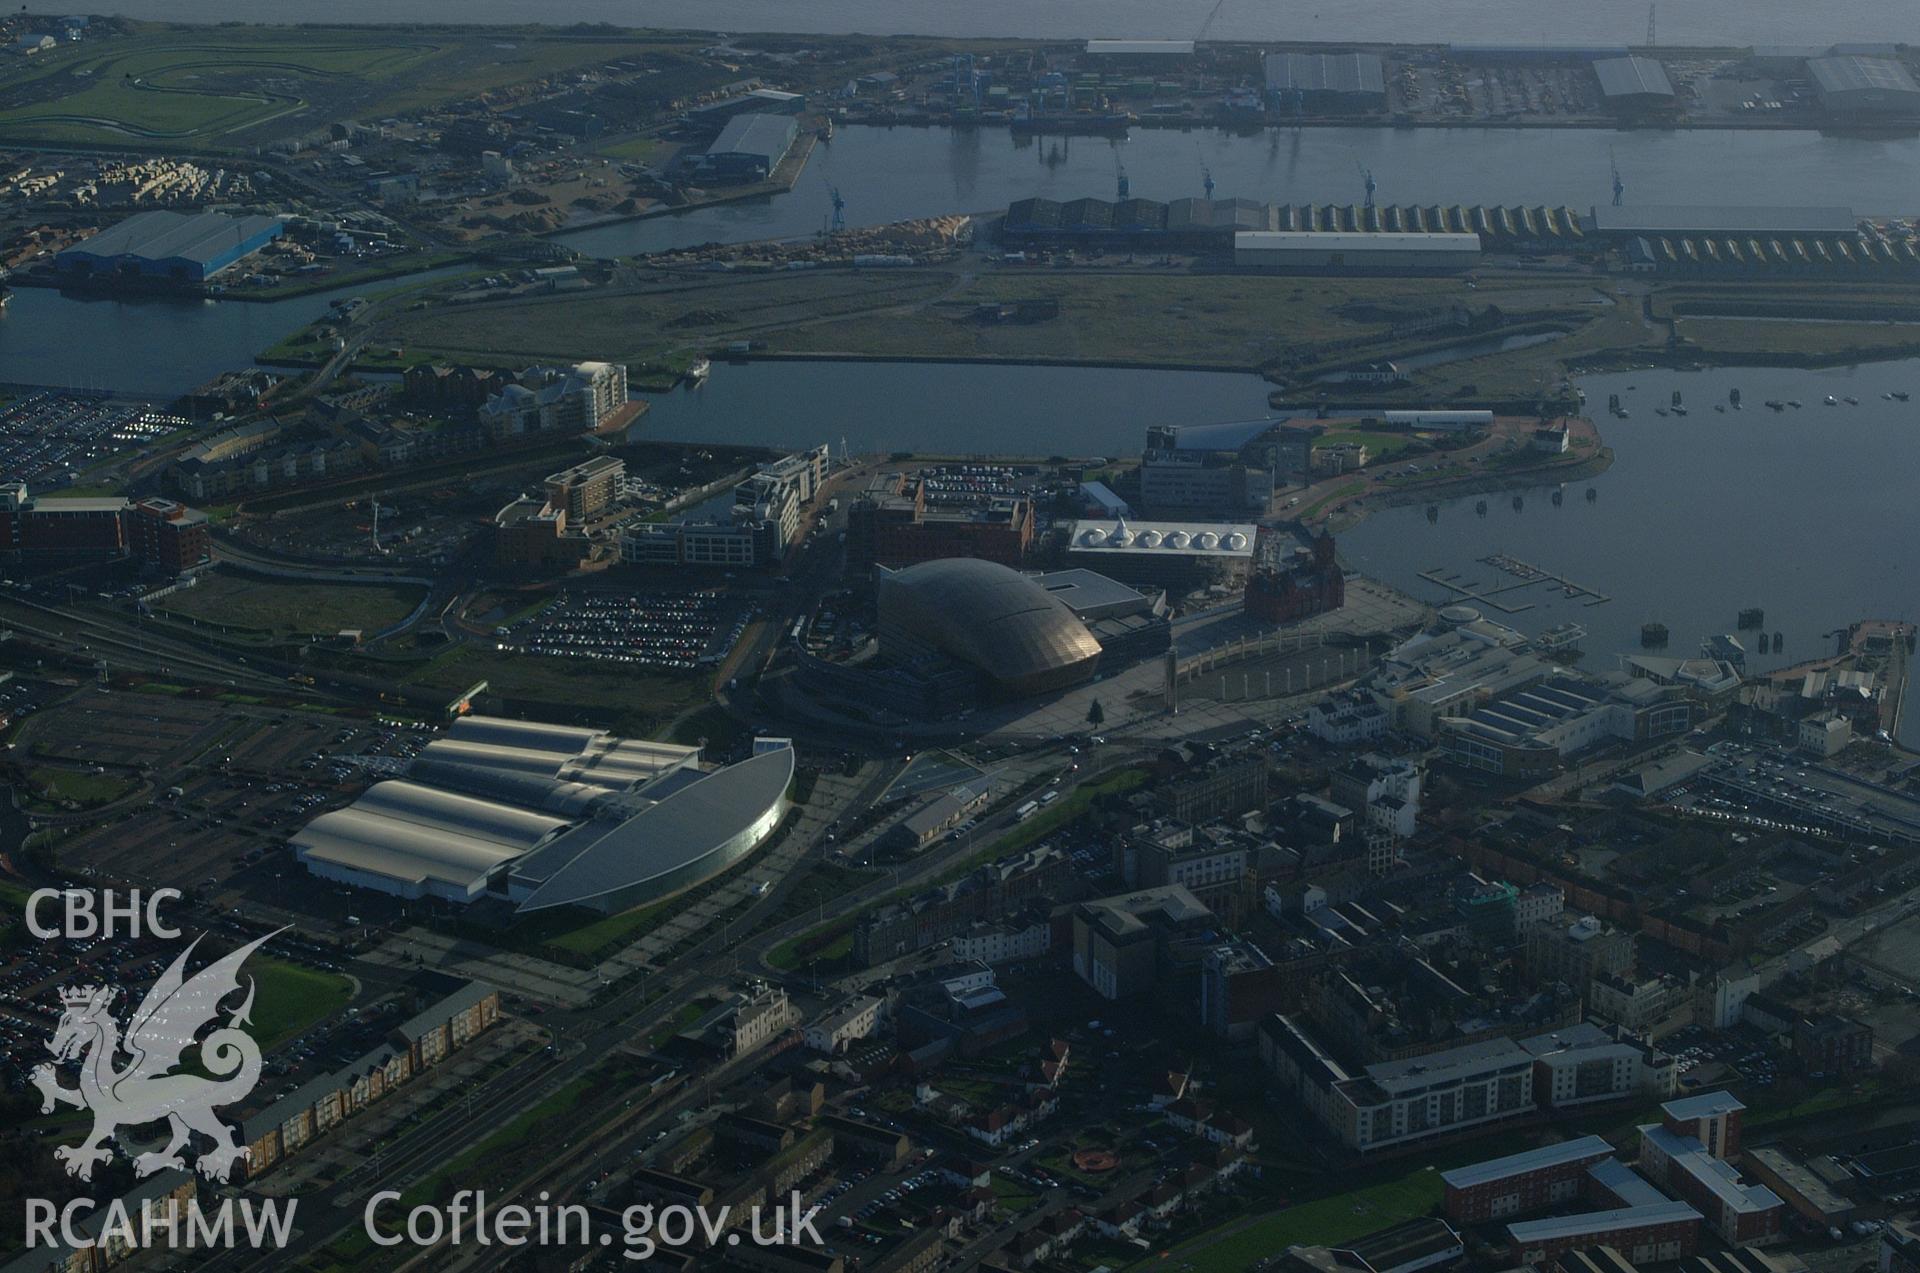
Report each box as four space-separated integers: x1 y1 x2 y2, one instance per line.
1086 699 1105 729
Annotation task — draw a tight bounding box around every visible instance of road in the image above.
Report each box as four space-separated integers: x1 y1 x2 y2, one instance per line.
173 718 1126 1270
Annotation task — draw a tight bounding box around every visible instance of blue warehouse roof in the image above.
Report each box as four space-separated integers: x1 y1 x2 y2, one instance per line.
60 210 284 268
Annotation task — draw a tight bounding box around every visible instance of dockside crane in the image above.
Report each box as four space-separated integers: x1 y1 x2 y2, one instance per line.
1195 0 1231 43
1610 147 1625 206
1356 160 1376 209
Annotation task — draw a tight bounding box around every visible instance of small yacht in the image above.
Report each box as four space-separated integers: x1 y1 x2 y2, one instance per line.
686 357 712 384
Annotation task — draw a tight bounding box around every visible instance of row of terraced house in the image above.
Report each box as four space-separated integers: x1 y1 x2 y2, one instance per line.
238 979 500 1179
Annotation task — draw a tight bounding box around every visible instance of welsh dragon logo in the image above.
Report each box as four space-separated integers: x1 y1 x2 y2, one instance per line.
30 929 281 1184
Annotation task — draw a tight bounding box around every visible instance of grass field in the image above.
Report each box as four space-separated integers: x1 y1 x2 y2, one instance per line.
0 30 708 147
1745 1079 1891 1129
1133 1165 1446 1271
667 702 749 752
779 272 1487 368
248 958 354 1052
369 267 1920 409
1675 316 1920 360
538 896 682 958
155 574 424 638
0 34 438 143
767 918 856 972
25 766 138 809
378 271 956 370
597 135 662 162
1320 429 1416 461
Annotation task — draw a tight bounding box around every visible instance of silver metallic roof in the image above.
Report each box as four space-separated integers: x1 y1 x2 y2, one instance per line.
410 715 698 811
1263 51 1386 96
60 210 282 266
1810 54 1920 97
878 558 1102 692
291 779 569 892
1593 55 1674 98
512 746 794 912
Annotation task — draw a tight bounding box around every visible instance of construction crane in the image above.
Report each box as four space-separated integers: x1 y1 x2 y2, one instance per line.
1194 0 1231 43
1356 161 1376 209
824 183 845 234
1610 147 1625 207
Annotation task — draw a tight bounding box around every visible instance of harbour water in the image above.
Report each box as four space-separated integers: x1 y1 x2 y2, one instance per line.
0 267 470 401
634 358 1275 457
4 275 1912 741
79 0 1920 48
8 122 1920 401
642 354 1918 747
1336 361 1920 744
555 125 1920 258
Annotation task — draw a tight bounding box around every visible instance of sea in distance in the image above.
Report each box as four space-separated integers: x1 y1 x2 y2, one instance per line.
81 0 1920 50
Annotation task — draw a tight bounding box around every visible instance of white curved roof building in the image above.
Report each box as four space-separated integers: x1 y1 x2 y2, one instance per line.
291 716 791 913
511 746 794 914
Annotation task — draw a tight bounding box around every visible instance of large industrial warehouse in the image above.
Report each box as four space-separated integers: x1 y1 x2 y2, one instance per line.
1587 203 1910 277
292 715 793 913
55 209 284 283
1808 55 1920 116
1263 51 1387 110
1003 197 1581 252
1588 204 1861 238
696 112 798 182
1234 230 1482 273
1592 55 1676 110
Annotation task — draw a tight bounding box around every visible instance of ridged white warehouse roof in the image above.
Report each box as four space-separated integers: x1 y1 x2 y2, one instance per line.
291 780 571 893
291 715 789 913
409 715 699 813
